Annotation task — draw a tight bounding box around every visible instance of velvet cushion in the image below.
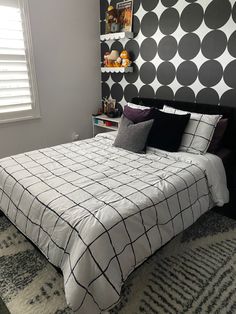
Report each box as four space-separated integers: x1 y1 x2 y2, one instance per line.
208 118 228 153
147 109 191 152
114 116 154 153
123 105 154 123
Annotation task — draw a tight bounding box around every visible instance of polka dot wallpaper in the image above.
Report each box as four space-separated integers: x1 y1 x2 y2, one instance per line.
100 0 236 108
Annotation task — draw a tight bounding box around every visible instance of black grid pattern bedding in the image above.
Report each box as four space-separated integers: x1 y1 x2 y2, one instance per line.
163 105 221 154
0 134 212 313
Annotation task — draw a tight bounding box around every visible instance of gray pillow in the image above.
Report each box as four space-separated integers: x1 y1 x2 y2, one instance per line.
113 115 154 153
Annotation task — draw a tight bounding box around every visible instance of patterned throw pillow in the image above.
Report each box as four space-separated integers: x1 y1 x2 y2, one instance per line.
162 105 222 154
113 115 154 153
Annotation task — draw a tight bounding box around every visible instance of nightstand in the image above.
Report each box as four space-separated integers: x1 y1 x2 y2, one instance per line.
92 114 121 137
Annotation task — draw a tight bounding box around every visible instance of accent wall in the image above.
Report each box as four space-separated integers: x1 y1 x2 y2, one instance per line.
100 0 236 108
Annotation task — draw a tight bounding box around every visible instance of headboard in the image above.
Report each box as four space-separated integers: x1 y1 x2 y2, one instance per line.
131 97 236 153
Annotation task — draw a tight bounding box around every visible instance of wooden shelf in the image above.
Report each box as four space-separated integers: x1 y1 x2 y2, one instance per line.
101 67 133 73
100 32 133 42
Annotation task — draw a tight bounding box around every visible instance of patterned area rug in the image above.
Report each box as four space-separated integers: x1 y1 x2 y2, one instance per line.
1 211 236 314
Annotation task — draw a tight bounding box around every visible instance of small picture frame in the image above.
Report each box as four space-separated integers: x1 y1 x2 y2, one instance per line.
108 98 116 110
103 97 116 114
105 6 120 34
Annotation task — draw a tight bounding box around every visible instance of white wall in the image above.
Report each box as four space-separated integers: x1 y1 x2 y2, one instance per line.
0 0 101 158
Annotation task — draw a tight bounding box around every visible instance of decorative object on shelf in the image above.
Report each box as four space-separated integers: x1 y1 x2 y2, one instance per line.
107 108 120 118
105 6 120 34
103 50 120 67
105 121 113 127
102 97 123 118
116 0 133 32
119 50 132 67
104 1 133 35
103 52 110 67
102 97 116 115
103 49 132 68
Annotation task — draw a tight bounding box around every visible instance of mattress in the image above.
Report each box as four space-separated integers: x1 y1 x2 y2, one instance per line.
0 132 229 313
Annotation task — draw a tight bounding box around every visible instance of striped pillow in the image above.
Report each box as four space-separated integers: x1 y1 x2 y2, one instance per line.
163 105 222 154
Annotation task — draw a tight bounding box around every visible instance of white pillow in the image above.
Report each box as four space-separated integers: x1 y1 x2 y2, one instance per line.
127 102 151 110
163 105 222 154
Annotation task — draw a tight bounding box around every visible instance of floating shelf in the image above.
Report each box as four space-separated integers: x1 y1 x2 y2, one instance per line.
101 67 133 73
100 32 133 42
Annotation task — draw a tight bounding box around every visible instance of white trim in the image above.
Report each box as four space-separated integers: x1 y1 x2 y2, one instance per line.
100 31 133 41
101 67 133 73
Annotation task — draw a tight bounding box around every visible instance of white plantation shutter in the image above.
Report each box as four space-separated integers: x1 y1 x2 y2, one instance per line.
0 0 40 123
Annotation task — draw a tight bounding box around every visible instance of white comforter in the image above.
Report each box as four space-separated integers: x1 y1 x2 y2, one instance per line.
0 132 229 313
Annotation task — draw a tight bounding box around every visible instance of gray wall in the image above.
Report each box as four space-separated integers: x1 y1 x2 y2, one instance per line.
0 0 101 158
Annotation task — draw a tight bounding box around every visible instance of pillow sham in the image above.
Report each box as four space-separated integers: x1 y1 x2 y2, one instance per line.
163 105 222 154
114 115 154 153
123 105 154 123
208 118 228 153
147 109 191 152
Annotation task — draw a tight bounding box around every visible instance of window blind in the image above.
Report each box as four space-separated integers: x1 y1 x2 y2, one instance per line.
0 0 39 122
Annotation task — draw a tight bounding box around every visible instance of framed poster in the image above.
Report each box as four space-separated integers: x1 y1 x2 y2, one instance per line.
116 0 133 32
105 6 119 34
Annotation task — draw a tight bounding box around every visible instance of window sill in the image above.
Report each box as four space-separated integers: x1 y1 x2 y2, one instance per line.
0 114 41 125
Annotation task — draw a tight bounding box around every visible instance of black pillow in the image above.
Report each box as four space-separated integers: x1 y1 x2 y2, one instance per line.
147 109 191 152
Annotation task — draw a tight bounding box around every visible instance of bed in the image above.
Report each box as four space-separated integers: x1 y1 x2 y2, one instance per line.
0 98 234 313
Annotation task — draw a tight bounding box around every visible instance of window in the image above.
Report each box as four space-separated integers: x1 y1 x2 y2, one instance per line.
0 0 40 123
